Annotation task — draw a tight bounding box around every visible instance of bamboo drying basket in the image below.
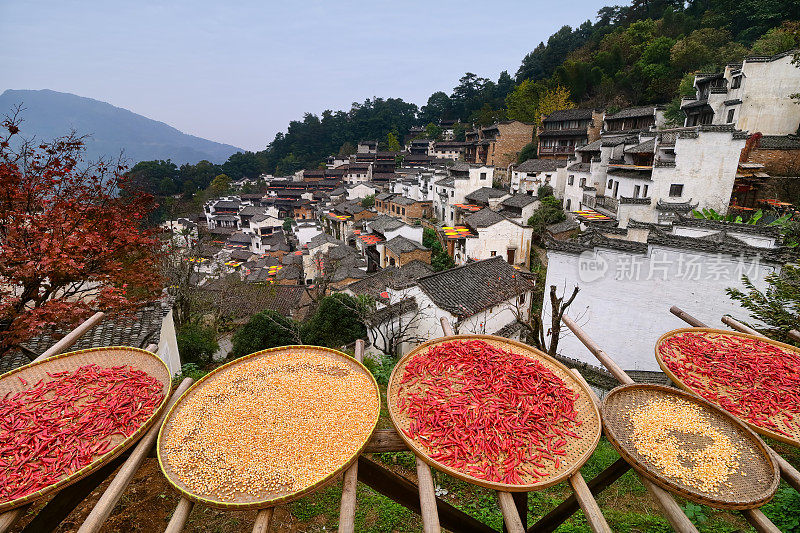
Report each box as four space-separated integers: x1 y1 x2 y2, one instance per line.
602 383 779 510
0 346 172 513
387 334 602 492
655 327 800 447
156 345 381 509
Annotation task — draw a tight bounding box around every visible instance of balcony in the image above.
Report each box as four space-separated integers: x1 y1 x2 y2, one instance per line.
594 196 618 214
538 146 575 156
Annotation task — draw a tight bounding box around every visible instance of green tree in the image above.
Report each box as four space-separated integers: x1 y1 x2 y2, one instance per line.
424 123 443 140
506 80 548 123
177 322 219 365
670 28 748 72
338 141 357 157
386 131 401 152
751 21 800 56
361 194 375 209
283 217 293 231
727 265 800 346
301 293 367 348
209 174 231 196
517 141 539 163
527 196 566 244
423 228 455 272
231 310 302 357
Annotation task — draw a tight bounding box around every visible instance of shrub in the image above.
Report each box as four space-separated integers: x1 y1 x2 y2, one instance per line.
231 309 301 358
301 293 367 348
176 322 218 366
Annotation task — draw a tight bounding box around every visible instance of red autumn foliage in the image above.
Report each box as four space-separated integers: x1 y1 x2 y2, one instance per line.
0 111 163 356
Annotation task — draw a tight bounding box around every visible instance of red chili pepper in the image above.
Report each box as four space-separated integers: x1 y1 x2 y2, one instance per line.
397 340 583 485
0 364 164 503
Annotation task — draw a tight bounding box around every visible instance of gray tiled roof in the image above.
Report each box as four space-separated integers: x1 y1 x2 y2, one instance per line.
369 214 406 234
434 177 455 187
757 135 800 150
567 163 591 172
464 208 506 228
604 106 658 120
416 257 536 317
543 108 595 122
547 219 580 234
344 261 434 299
576 140 602 152
307 232 344 249
515 159 566 173
501 194 538 208
624 139 655 154
465 187 509 204
385 235 428 256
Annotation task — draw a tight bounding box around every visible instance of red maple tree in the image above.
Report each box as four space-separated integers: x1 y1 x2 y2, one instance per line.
0 111 163 356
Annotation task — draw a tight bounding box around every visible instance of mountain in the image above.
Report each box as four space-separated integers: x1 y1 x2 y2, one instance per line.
0 89 243 165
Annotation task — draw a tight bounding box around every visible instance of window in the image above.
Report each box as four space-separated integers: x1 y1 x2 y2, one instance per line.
568 175 574 185
579 177 586 187
731 76 741 89
634 185 641 197
450 191 454 197
389 257 396 266
607 179 613 190
565 199 572 210
518 293 526 305
726 109 735 123
402 208 406 215
506 248 515 264
449 212 453 221
643 184 648 197
669 184 684 197
480 172 487 180
490 251 497 257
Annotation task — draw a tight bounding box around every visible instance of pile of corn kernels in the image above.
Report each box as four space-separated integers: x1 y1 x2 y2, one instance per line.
629 397 740 493
163 352 378 501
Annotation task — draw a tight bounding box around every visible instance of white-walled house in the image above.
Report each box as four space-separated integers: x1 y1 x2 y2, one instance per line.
346 182 379 200
559 125 747 226
449 209 534 268
433 163 495 224
543 221 787 372
373 257 536 355
681 50 800 135
293 220 323 246
511 159 567 194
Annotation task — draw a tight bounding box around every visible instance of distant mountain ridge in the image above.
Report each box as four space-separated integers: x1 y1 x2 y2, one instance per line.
0 89 243 165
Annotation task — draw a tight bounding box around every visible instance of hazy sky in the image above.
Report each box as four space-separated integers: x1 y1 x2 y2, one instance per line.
1 1 609 151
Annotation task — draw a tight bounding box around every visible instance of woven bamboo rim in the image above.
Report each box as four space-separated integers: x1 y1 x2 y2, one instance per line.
602 383 779 510
655 327 800 448
0 346 172 513
387 334 602 492
156 345 381 510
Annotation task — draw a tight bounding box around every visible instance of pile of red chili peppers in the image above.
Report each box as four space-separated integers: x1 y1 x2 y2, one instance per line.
0 364 164 503
397 340 582 485
659 332 800 438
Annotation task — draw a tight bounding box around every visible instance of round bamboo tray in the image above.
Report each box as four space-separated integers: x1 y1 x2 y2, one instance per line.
655 327 800 447
157 345 381 509
602 384 779 510
0 346 172 513
387 335 602 492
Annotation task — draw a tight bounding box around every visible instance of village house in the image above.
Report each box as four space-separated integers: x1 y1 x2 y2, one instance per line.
464 121 535 169
238 205 280 231
320 200 375 242
302 233 367 286
510 159 567 194
346 182 379 200
382 235 432 268
559 124 747 226
429 141 468 161
357 140 378 154
446 208 534 268
407 138 433 155
681 50 800 135
340 162 373 184
537 109 603 159
356 215 424 271
291 220 323 247
390 170 438 202
433 163 495 224
497 194 539 224
375 193 432 223
204 197 241 229
544 220 789 372
377 257 536 352
602 105 665 138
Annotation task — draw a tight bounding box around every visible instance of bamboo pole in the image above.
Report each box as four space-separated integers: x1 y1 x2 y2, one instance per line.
567 370 612 533
164 498 194 533
33 311 105 362
338 339 365 533
0 312 106 533
497 492 525 533
671 306 800 493
561 315 699 533
252 508 274 533
720 316 763 337
77 378 194 533
790 330 800 343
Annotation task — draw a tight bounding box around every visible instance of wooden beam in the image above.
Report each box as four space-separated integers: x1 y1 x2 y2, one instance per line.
338 339 365 533
0 508 28 533
528 458 631 533
77 378 195 533
356 456 497 533
33 311 105 362
668 305 705 328
789 329 800 343
416 458 441 532
364 429 408 452
164 498 194 533
742 509 782 533
497 492 524 533
721 316 763 337
252 508 274 533
561 316 632 385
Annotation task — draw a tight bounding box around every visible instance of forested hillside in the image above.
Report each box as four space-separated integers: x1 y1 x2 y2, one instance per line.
131 0 799 193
